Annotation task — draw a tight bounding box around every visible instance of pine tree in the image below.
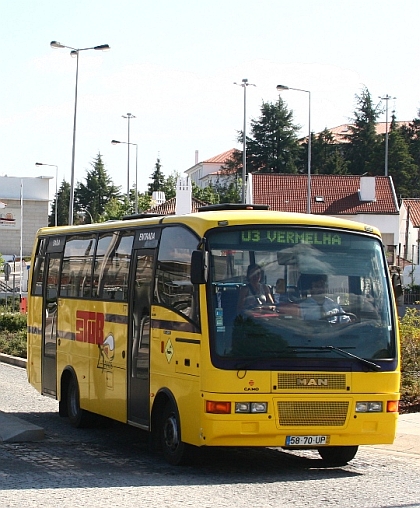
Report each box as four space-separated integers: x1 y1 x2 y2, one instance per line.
148 158 165 195
75 153 120 222
388 116 418 198
345 87 382 175
48 180 70 226
244 98 302 174
311 129 349 175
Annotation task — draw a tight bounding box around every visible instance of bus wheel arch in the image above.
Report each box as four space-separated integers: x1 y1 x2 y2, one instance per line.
151 389 193 465
58 368 74 417
64 369 95 428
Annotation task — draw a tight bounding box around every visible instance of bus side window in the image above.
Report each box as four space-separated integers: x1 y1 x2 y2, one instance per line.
60 235 96 298
31 238 47 296
155 226 200 324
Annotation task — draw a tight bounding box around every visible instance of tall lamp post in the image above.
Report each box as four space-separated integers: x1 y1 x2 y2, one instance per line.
379 94 396 177
50 40 110 225
277 84 312 214
111 140 139 214
122 114 136 201
36 162 58 226
234 79 256 203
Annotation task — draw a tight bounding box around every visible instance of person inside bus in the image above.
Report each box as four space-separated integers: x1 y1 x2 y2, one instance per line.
299 273 350 323
273 278 287 304
237 263 275 313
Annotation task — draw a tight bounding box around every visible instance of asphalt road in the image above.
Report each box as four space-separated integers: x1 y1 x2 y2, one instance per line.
1 361 420 508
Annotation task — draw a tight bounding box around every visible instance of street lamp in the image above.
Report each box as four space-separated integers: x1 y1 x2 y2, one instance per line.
234 79 256 203
111 140 139 214
122 113 136 200
379 94 396 177
277 84 312 214
50 40 110 226
36 163 59 226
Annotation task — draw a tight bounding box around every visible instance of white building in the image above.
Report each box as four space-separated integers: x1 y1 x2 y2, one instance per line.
0 175 51 258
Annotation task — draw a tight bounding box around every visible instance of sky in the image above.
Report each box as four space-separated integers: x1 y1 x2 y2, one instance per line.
1 0 420 201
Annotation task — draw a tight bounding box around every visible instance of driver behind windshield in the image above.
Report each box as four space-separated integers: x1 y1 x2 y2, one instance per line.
299 274 350 323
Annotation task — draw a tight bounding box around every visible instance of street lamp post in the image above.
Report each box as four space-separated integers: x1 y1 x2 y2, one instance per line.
50 40 110 225
234 79 256 203
78 207 93 223
111 140 139 214
122 114 136 201
379 94 396 177
277 84 312 214
36 162 58 226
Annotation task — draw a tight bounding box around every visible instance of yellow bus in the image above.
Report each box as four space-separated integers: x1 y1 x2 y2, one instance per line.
27 204 400 466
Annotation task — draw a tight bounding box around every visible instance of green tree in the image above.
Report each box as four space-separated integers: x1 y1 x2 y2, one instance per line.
191 182 219 204
75 153 120 222
160 170 179 200
48 180 70 226
398 112 420 196
345 87 382 175
311 129 349 175
242 98 302 174
387 117 418 198
148 158 165 195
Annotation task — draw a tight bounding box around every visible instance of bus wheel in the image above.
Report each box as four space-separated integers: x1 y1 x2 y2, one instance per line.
318 446 358 466
160 400 191 465
67 375 92 428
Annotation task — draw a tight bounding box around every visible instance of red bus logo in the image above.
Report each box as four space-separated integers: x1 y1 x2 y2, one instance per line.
76 311 104 345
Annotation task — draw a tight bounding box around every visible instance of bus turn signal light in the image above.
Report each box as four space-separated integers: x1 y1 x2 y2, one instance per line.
387 400 399 413
206 401 231 414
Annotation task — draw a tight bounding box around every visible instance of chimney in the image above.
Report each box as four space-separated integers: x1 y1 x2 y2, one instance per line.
358 176 376 202
195 150 199 165
152 191 166 205
175 177 192 215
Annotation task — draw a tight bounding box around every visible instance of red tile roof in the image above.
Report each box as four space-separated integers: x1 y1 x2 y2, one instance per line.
402 199 420 227
251 174 398 215
203 148 237 164
325 122 411 143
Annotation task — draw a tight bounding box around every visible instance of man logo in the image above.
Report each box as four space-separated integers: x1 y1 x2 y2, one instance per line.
296 378 328 386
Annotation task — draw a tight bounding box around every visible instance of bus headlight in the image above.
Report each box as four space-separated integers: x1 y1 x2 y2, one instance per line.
235 402 267 413
356 401 383 413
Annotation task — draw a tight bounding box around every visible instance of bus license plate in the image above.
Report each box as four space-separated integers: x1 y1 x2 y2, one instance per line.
285 435 329 446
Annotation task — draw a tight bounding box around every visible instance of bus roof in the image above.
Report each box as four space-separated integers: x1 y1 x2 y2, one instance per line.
34 209 381 239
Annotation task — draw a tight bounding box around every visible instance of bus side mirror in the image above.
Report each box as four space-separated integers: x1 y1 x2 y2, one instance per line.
191 250 208 284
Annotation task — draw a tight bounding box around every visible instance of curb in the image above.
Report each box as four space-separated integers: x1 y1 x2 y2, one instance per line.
0 411 44 443
0 352 27 369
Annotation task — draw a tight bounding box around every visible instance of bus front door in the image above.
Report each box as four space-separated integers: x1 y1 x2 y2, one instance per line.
41 253 61 396
128 251 153 426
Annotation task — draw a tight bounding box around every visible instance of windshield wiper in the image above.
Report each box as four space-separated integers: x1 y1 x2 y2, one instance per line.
292 345 381 371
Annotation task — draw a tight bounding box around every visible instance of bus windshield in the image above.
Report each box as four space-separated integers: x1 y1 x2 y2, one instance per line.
207 226 395 369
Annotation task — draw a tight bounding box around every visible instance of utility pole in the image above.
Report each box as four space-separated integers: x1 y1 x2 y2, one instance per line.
379 94 396 177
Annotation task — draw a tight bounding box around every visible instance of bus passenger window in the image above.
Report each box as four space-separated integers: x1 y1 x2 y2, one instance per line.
94 231 134 301
60 235 96 298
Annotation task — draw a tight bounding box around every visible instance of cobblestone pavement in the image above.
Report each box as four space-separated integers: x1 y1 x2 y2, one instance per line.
1 362 420 508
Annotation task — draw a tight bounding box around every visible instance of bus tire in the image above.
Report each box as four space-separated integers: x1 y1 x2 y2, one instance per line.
160 400 192 465
318 445 358 466
67 375 93 428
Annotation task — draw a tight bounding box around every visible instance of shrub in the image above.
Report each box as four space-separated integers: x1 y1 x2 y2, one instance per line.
0 312 27 332
399 307 420 401
0 310 27 358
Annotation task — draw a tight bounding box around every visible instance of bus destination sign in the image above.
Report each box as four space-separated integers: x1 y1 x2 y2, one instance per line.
241 230 343 246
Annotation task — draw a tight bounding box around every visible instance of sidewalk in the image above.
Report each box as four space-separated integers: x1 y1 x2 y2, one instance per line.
1 353 420 454
371 412 420 456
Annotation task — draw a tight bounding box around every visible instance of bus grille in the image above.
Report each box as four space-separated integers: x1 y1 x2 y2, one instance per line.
277 373 347 390
277 401 349 427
